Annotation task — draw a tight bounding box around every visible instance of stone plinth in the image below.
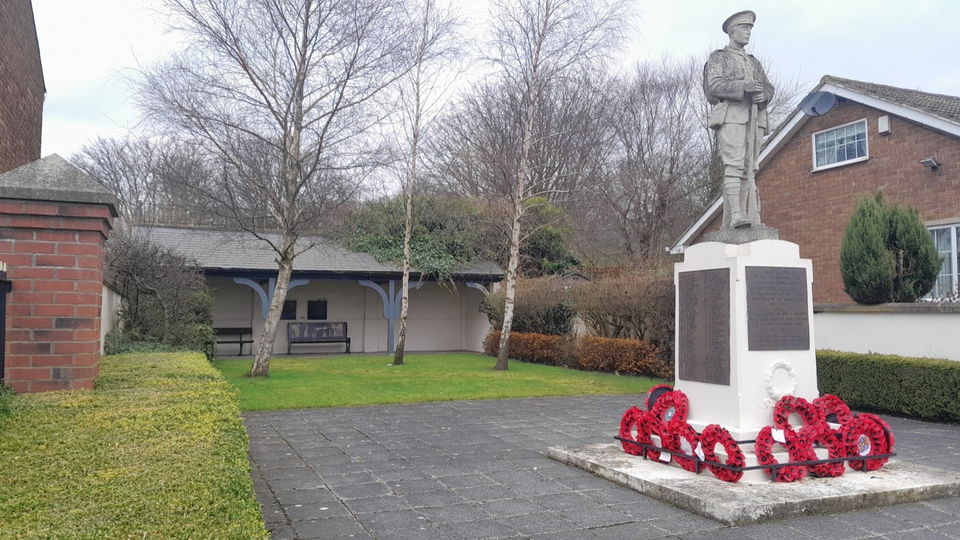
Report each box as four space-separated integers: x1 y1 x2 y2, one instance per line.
703 225 779 245
675 240 817 440
548 443 960 525
0 155 117 392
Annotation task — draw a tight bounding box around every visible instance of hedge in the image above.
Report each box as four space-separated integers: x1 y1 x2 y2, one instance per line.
0 352 268 538
817 350 960 421
484 331 671 379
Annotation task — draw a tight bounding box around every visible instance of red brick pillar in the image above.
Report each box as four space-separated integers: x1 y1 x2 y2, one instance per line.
0 155 117 392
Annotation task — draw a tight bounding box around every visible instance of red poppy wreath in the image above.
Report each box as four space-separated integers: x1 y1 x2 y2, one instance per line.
700 424 745 483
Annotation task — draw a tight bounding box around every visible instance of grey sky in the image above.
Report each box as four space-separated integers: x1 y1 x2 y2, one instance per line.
33 0 960 157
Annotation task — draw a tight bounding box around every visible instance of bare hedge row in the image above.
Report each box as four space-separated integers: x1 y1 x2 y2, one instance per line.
481 267 675 367
484 331 672 379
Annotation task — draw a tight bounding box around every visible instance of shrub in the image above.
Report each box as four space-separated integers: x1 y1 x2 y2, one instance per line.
580 336 670 378
0 352 267 537
571 264 674 363
841 193 940 303
337 195 497 283
481 276 576 335
107 229 216 358
817 350 960 421
887 204 941 302
483 331 576 368
484 331 669 379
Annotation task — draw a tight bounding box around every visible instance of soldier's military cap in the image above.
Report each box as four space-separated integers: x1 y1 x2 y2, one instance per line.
722 10 756 34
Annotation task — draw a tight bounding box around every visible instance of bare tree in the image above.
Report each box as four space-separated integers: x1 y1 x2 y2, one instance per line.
73 135 217 225
73 137 163 221
595 58 712 259
139 0 412 376
391 0 461 366
477 0 630 370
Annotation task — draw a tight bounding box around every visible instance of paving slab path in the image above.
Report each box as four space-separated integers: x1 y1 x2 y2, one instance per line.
244 396 960 539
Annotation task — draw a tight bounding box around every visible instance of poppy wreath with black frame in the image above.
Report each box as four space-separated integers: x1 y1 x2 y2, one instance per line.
841 415 890 471
773 395 824 431
645 383 674 411
754 425 812 482
649 389 690 431
812 394 854 426
799 422 846 477
618 406 649 456
669 422 701 472
700 424 745 483
857 413 896 455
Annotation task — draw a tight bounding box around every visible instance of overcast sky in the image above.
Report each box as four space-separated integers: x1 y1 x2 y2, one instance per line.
33 0 960 158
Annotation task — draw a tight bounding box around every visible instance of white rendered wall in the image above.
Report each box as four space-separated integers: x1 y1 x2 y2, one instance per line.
99 284 122 354
815 311 960 361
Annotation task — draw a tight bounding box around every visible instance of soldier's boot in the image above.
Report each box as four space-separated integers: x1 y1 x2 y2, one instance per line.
725 178 751 228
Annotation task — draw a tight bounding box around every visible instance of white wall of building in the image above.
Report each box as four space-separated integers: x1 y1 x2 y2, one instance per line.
208 277 492 356
814 310 960 361
99 284 122 354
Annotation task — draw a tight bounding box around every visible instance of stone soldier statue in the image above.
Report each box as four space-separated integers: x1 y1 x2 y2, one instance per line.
704 10 774 229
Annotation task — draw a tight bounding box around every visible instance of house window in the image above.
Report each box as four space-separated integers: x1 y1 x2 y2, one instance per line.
307 299 328 320
812 119 868 170
929 225 959 298
280 300 297 320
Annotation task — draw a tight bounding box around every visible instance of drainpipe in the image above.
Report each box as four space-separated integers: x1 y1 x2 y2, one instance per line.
0 262 12 385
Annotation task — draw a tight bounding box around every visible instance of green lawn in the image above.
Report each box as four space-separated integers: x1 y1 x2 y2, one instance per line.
216 353 661 411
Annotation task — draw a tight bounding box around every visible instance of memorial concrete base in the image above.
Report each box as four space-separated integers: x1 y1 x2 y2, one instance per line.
548 443 960 525
675 240 818 440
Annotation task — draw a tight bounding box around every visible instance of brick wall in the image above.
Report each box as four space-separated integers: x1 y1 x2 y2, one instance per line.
0 0 45 174
1 200 113 392
695 100 960 303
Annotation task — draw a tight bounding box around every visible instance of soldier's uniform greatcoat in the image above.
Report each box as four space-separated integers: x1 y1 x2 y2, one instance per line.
703 46 775 178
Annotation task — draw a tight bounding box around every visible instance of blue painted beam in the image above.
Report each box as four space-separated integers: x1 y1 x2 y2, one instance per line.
233 276 311 319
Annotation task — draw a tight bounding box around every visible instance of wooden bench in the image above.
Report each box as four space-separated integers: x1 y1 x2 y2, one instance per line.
215 327 254 356
287 322 351 354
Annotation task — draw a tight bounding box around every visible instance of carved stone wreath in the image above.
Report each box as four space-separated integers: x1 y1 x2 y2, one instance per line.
764 359 798 401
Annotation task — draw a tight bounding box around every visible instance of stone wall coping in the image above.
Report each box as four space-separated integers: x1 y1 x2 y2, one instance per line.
814 302 960 314
0 154 118 216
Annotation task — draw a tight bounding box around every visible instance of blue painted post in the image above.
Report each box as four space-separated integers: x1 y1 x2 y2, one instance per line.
358 279 425 355
386 280 396 354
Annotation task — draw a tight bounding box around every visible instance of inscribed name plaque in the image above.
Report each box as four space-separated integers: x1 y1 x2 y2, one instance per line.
678 269 730 385
745 266 810 351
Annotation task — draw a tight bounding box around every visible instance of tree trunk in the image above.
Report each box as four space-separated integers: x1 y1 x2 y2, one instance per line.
248 254 294 377
393 188 414 365
495 198 524 371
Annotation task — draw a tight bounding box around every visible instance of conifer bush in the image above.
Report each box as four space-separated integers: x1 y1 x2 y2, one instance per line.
840 193 940 303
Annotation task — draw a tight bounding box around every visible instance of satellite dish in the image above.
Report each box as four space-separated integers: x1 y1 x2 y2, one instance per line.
799 91 836 117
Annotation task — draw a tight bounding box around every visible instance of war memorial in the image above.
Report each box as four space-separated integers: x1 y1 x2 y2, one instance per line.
548 10 960 524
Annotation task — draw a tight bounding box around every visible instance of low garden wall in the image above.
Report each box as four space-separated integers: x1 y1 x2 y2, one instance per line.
814 303 960 361
0 351 267 537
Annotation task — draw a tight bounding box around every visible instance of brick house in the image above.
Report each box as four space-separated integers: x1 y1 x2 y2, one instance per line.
0 0 45 175
671 76 960 360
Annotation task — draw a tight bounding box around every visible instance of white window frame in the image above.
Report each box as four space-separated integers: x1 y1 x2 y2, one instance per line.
927 224 959 299
810 118 869 172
